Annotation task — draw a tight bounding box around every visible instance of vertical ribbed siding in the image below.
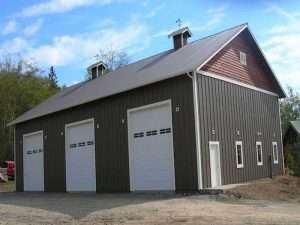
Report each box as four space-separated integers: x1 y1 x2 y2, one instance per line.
15 75 198 192
197 75 283 188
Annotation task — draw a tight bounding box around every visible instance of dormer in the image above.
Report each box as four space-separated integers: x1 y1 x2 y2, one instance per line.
168 26 192 50
87 61 107 79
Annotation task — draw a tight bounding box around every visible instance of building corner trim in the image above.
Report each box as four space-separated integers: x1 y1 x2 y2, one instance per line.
278 100 285 174
189 71 203 189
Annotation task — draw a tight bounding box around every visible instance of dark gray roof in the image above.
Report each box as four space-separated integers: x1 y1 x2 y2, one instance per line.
10 23 282 125
168 26 192 38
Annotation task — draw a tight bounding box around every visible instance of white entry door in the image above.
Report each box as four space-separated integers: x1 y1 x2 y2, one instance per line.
209 142 222 188
65 119 96 191
128 100 175 191
23 131 44 191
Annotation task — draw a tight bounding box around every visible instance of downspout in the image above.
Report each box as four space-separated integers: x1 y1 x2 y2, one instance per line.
187 71 203 189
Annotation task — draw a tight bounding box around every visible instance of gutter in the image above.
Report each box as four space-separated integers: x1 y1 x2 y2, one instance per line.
187 71 203 189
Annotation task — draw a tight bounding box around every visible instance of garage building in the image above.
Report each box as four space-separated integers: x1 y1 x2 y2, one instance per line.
9 24 286 192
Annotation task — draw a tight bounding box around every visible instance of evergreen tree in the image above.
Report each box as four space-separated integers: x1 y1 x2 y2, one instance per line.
48 66 58 88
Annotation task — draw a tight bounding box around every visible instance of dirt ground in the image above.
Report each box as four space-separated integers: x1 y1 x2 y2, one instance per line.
0 177 299 225
224 176 300 202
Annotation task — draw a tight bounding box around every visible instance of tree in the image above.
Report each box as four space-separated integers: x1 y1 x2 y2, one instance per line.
280 86 300 176
95 48 129 72
0 57 60 164
286 143 300 176
280 86 300 134
48 66 58 88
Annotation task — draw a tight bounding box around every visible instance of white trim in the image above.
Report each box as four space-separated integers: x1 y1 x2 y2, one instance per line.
64 118 96 192
168 27 192 38
278 101 285 172
191 72 203 189
235 141 244 169
23 130 43 138
65 118 95 128
256 141 263 166
127 100 171 114
87 61 107 70
127 100 175 191
272 142 279 164
198 70 278 97
196 24 248 72
209 141 222 187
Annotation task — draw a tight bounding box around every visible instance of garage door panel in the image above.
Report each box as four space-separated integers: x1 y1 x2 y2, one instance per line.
129 101 175 191
65 120 96 192
23 131 44 191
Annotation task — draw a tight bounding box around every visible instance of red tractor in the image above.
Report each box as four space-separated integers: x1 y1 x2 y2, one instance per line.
5 161 15 180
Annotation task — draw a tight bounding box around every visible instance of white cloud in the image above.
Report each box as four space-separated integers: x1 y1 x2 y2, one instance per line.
152 4 228 39
263 4 300 92
23 19 44 36
2 20 17 35
144 3 165 19
18 0 132 17
0 22 149 68
207 4 228 15
0 37 30 54
195 4 228 31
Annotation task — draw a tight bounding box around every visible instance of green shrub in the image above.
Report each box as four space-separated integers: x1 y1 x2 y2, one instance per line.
287 142 300 176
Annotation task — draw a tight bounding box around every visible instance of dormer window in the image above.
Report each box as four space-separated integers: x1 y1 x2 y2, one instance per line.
87 61 107 80
240 51 247 65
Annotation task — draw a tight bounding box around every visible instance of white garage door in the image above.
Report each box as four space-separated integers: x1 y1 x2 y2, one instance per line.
128 100 175 191
23 131 44 191
65 119 96 192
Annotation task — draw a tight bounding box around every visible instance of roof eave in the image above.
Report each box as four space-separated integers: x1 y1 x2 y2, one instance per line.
196 24 248 72
244 26 286 98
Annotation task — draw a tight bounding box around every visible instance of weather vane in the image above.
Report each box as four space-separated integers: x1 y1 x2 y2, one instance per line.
176 18 182 28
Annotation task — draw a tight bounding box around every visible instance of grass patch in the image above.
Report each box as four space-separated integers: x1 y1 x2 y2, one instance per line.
0 180 15 192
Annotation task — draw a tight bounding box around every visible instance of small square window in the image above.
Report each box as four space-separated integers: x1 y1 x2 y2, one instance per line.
235 141 244 168
272 142 279 164
240 51 247 65
256 142 263 166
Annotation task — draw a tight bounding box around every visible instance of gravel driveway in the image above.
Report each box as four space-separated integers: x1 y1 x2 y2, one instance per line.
0 192 299 225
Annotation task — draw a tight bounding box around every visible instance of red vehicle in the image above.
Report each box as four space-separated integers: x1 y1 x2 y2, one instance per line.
5 161 15 180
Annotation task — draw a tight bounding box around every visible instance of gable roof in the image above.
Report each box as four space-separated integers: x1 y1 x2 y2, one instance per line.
168 26 192 38
290 120 300 135
9 23 285 126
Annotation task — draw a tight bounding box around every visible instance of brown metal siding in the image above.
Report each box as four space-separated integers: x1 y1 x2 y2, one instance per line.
202 30 278 94
197 75 283 188
15 75 198 192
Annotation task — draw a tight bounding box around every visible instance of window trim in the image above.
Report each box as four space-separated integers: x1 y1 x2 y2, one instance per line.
240 51 247 65
235 141 244 168
256 141 263 166
272 142 279 164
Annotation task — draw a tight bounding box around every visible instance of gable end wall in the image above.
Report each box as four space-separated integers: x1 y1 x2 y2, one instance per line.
202 30 277 94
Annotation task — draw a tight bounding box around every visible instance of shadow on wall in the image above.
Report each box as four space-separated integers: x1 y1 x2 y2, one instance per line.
0 192 179 219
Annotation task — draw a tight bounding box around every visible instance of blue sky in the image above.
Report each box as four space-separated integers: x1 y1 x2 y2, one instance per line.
0 0 299 91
